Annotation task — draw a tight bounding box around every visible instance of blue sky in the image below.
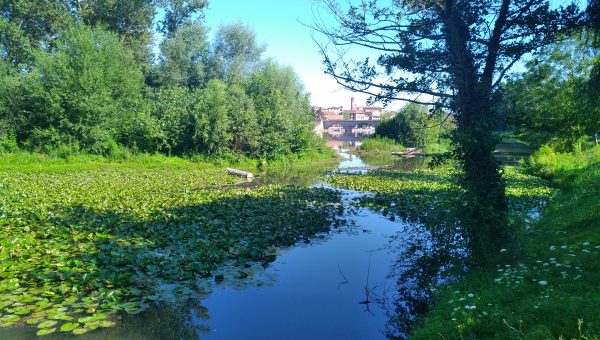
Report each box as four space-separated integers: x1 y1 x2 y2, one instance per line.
198 0 584 110
203 0 374 110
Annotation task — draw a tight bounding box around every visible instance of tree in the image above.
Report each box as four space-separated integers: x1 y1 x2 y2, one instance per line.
208 23 266 82
376 103 450 150
313 0 582 263
247 61 314 158
70 0 156 64
158 0 208 37
0 0 72 65
21 24 145 154
225 84 260 155
190 79 231 156
503 36 599 150
157 21 209 89
587 0 600 135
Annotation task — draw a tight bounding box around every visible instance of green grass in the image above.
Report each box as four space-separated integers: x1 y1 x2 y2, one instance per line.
411 146 600 339
0 147 338 174
0 154 343 335
358 136 405 154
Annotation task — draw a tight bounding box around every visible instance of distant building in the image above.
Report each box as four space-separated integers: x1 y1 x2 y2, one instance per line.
342 97 383 121
314 99 383 121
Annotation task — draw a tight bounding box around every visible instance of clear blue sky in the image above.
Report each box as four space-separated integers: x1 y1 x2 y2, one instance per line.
203 0 373 110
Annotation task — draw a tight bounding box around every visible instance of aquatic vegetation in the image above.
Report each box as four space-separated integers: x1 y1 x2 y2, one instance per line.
0 167 342 335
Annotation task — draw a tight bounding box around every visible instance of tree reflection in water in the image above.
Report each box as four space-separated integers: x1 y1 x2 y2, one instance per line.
353 191 468 339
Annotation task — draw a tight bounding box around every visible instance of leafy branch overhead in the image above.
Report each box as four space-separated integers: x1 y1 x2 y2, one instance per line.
311 0 583 107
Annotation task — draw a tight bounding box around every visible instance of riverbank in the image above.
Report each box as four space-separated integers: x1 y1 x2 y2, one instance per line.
0 148 339 173
412 146 600 339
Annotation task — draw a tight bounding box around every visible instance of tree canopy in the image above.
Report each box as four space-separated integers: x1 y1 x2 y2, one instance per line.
0 1 322 161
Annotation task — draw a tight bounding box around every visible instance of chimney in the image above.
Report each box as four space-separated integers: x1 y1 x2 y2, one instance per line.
350 97 355 110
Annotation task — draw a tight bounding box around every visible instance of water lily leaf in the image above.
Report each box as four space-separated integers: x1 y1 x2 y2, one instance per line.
37 320 57 328
36 327 56 336
98 320 114 328
48 313 73 321
60 322 80 332
0 300 14 310
13 306 32 315
72 327 90 335
35 299 53 309
26 317 43 325
0 314 20 323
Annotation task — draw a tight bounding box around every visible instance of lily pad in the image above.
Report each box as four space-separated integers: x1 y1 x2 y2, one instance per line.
37 320 57 329
36 327 56 336
12 306 32 315
72 327 90 335
60 322 80 332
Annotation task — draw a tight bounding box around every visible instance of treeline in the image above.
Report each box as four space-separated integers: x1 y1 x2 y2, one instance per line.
0 1 322 160
499 32 600 151
373 103 454 153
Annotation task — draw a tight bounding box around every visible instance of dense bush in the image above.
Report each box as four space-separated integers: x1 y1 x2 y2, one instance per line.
0 19 322 161
374 103 453 152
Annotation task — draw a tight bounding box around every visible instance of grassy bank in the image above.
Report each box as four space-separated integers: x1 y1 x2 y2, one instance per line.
0 147 338 174
0 153 342 335
356 135 451 158
412 146 600 339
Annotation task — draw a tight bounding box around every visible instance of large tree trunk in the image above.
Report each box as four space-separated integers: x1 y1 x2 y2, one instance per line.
443 1 510 264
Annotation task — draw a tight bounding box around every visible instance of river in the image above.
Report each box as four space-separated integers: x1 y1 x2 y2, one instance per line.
1 136 530 339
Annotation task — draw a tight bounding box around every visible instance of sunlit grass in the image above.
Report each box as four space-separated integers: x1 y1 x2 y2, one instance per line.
412 146 600 339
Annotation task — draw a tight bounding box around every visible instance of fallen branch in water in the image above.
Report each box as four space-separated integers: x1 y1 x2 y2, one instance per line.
226 167 254 178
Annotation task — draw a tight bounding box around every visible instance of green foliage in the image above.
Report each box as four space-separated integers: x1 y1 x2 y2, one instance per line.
157 0 208 37
20 24 146 154
75 0 155 64
358 136 404 153
190 79 232 155
374 103 453 152
502 36 600 151
0 1 72 66
247 61 315 159
156 21 208 88
0 9 326 162
412 146 600 339
207 23 265 82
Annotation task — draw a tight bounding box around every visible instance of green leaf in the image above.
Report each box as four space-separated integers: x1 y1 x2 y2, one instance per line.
13 306 32 315
72 327 90 335
60 322 80 332
36 328 56 336
37 320 57 328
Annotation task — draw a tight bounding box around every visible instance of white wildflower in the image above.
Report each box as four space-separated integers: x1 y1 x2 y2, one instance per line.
538 280 548 285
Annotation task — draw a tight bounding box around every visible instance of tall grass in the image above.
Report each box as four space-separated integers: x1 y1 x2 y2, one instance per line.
358 136 405 153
